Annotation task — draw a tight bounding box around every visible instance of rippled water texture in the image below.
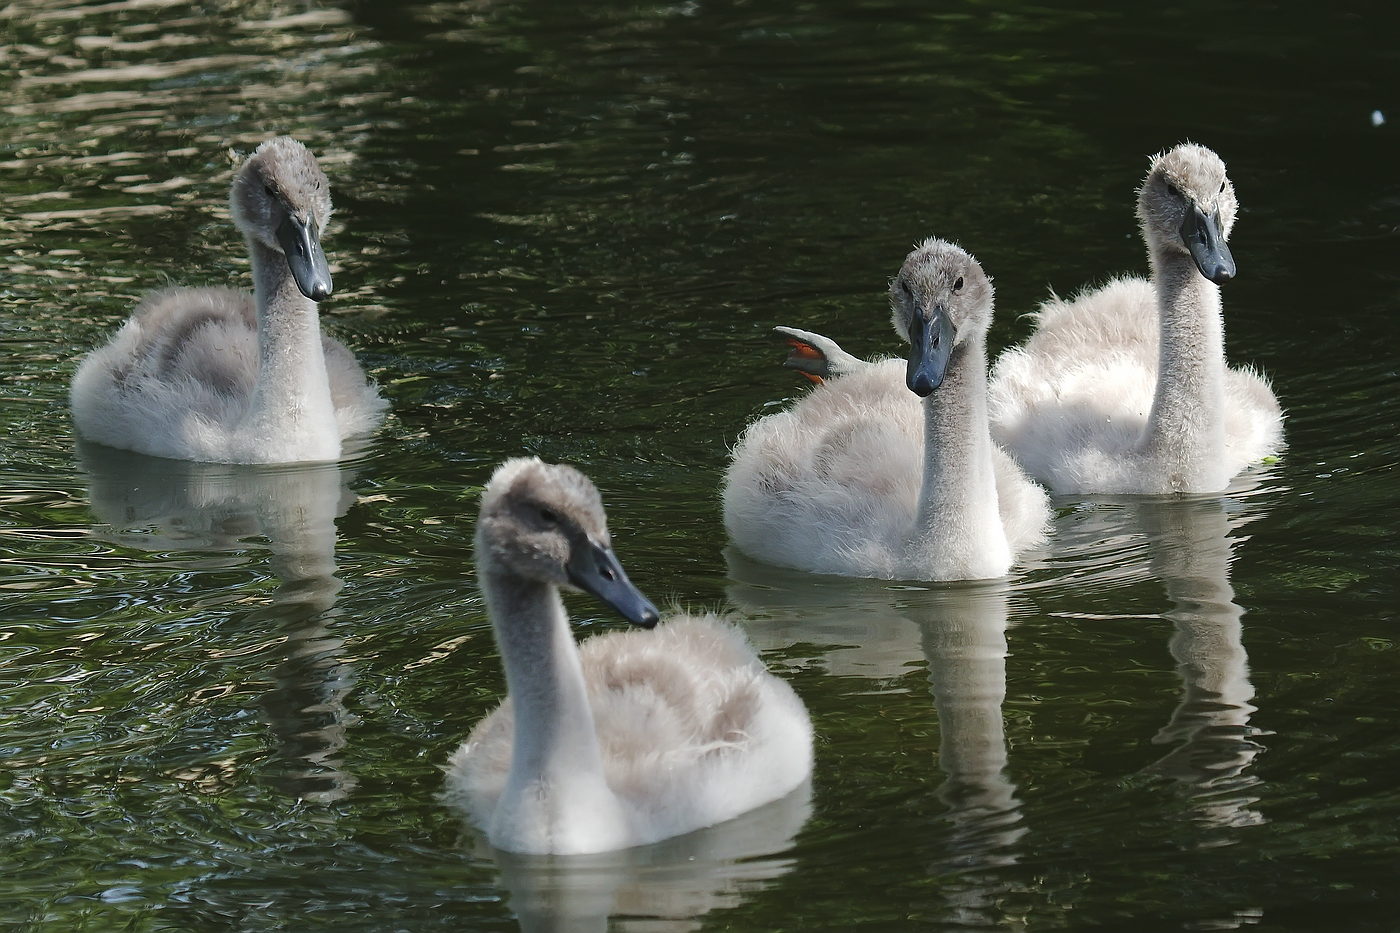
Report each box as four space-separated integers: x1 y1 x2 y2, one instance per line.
3 1 1399 930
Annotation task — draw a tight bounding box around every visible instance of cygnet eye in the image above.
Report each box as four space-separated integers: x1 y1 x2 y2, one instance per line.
898 278 913 299
1219 181 1226 193
263 182 277 199
538 507 558 524
953 276 964 292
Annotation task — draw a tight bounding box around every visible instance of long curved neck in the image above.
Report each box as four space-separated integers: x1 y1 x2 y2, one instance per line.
484 571 610 797
911 337 1009 578
1140 250 1227 489
245 238 339 460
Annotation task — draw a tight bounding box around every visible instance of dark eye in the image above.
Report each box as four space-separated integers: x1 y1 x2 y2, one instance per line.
539 508 557 524
953 276 964 292
898 279 912 299
263 182 276 198
1219 181 1226 193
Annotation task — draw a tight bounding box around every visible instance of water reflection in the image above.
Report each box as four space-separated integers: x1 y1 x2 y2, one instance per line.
483 783 810 933
0 0 392 342
78 441 360 802
1052 491 1269 834
1138 496 1267 831
727 551 1025 876
918 586 1025 869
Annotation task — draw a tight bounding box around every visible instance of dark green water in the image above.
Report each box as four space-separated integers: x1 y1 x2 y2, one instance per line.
2 1 1399 929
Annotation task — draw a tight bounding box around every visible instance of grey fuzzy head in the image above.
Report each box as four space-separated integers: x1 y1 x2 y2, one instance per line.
475 458 611 587
230 137 333 251
888 237 994 347
1136 143 1237 257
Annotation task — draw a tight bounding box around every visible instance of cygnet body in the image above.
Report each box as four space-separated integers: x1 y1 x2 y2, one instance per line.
987 143 1283 494
71 137 386 464
444 458 813 855
723 239 1050 581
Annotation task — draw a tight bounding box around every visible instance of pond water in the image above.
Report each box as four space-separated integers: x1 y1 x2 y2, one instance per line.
2 0 1399 930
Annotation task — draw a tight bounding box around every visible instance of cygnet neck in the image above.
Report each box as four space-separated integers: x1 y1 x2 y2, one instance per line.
1140 248 1228 490
483 569 611 786
911 334 1009 578
245 237 339 459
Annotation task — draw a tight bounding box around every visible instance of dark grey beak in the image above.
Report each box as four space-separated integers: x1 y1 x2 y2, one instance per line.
1180 202 1235 285
275 214 333 302
906 305 956 397
566 539 660 629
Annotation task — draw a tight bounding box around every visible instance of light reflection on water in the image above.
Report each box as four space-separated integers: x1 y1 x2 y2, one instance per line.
1136 496 1267 836
732 562 1029 883
728 480 1286 928
2 0 1400 929
487 784 811 933
79 443 360 803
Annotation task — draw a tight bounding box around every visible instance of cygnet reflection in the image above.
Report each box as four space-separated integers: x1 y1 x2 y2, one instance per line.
918 584 1024 868
78 440 360 802
1052 491 1267 831
1139 495 1265 828
483 782 810 933
726 548 1024 873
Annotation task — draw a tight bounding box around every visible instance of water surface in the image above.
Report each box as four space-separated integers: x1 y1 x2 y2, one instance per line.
3 1 1399 930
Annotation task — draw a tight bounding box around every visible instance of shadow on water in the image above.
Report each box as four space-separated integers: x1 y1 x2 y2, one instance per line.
463 783 810 933
77 441 361 804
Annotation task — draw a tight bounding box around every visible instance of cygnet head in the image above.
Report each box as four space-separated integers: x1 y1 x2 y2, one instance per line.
888 237 994 398
230 136 335 302
475 457 660 628
1136 143 1238 285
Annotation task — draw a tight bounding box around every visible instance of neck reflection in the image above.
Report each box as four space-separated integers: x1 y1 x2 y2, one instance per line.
483 783 811 933
1138 495 1265 830
918 585 1024 868
79 441 358 803
725 548 1024 874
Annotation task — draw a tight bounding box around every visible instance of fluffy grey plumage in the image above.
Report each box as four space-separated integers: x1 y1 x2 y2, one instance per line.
988 143 1283 494
445 458 814 855
724 239 1050 581
71 136 386 464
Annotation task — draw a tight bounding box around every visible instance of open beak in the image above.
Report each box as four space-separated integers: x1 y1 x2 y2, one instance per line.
566 539 660 629
276 214 333 302
782 336 829 384
1180 202 1235 285
905 305 956 397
